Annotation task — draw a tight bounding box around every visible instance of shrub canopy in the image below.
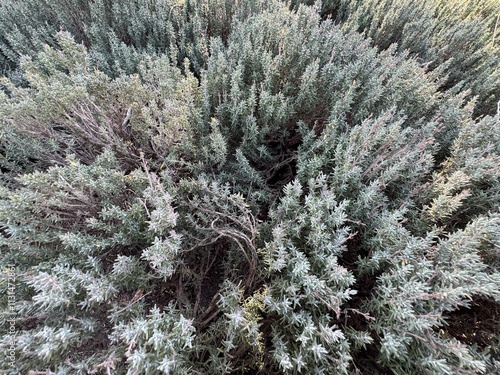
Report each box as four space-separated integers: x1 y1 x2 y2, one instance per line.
0 1 499 374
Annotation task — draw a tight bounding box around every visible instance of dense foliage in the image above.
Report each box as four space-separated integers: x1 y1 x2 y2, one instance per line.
0 0 499 374
293 0 500 117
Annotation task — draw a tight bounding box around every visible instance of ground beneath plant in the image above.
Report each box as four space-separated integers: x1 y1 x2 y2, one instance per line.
444 296 499 352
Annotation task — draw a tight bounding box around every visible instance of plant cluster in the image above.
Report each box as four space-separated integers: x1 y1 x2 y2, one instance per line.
0 1 498 374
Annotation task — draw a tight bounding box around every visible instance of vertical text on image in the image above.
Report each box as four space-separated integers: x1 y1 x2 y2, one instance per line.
5 265 16 368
